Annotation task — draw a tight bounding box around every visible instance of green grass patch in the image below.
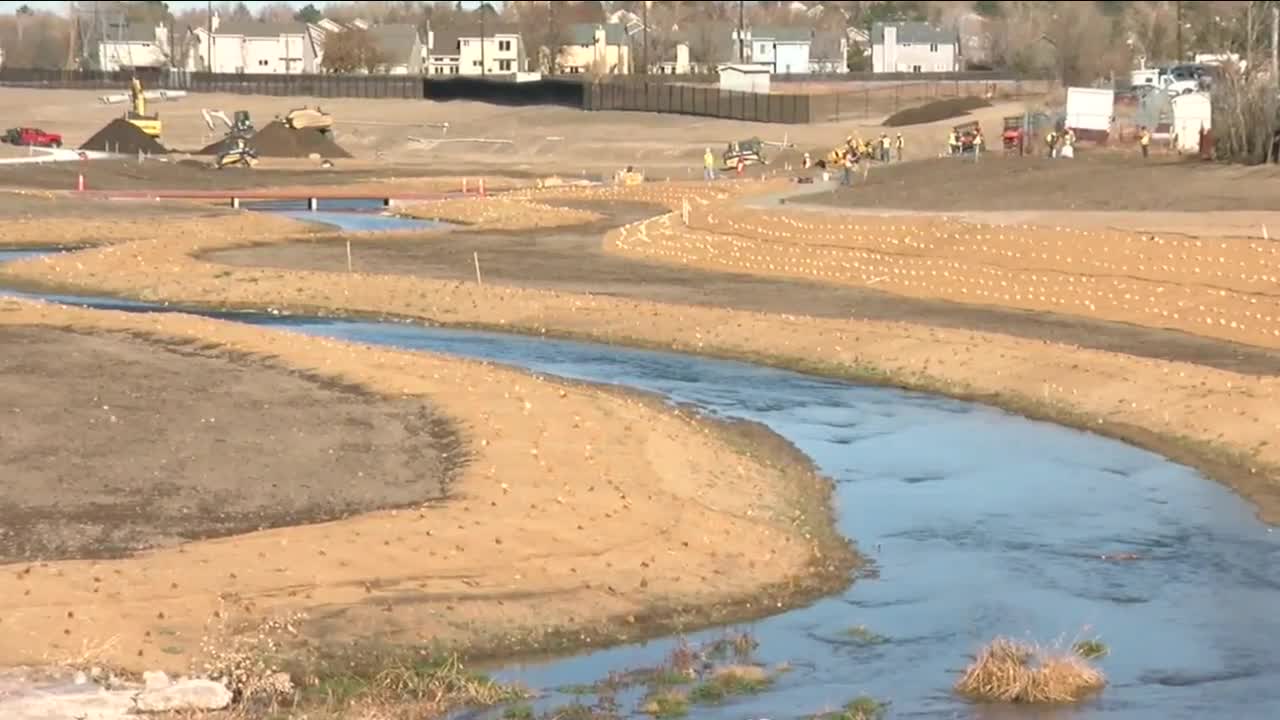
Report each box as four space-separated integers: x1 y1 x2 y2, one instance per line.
1072 638 1109 660
641 689 689 718
843 625 889 646
502 703 535 719
810 695 890 720
687 668 772 705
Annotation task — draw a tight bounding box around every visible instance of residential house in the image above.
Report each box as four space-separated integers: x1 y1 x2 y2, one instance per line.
719 63 770 93
368 24 422 74
871 22 958 73
427 23 523 76
97 22 170 71
741 25 811 74
0 45 7 69
810 30 848 73
188 16 321 73
657 22 736 74
557 23 632 75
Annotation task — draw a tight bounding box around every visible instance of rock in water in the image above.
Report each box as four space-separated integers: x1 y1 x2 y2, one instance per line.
133 679 231 713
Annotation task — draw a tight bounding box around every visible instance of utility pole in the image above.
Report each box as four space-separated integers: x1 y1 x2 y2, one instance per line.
480 2 486 77
1176 0 1182 62
642 1 648 75
207 0 213 72
738 0 745 62
1248 2 1254 70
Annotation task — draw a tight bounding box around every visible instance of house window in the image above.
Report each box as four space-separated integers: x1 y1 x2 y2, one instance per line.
473 59 482 68
930 43 939 52
912 64 922 73
498 59 512 71
258 59 268 66
498 39 511 52
461 39 469 47
449 66 459 74
757 43 767 55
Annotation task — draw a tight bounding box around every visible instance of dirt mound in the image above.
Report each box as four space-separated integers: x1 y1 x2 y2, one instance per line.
249 121 351 158
79 118 168 154
884 96 992 127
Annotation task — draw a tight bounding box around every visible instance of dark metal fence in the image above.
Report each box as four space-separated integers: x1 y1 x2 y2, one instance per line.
0 67 419 98
0 67 1045 124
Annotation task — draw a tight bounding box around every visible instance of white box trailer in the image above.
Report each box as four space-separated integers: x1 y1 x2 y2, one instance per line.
1171 91 1211 152
1065 87 1115 142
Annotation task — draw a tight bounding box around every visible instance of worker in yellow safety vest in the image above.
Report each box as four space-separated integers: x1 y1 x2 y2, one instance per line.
703 147 716 180
1139 126 1151 159
947 130 959 156
894 133 904 162
1046 130 1058 158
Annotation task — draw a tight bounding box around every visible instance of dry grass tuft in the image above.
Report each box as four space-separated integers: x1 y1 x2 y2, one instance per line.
954 637 1106 704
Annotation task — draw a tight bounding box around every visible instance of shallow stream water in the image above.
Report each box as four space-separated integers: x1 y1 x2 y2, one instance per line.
3 208 1279 719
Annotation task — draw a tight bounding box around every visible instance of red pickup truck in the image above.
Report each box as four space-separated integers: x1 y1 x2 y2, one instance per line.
2 127 63 148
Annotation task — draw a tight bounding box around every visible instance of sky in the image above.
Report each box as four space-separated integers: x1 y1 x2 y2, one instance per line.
0 0 505 14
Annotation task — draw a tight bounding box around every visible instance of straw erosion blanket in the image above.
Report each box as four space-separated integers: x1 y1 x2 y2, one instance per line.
605 194 1280 352
3 180 1280 523
0 298 845 672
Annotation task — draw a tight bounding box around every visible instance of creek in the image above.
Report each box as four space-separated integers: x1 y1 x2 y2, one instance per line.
1 205 1278 719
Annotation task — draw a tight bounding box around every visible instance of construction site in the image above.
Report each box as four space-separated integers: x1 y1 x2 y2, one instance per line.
3 27 1280 720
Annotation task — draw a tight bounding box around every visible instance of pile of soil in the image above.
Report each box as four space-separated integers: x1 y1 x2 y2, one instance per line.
79 118 168 154
884 96 992 127
196 120 352 158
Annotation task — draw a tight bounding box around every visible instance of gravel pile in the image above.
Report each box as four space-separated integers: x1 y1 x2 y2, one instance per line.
79 118 168 154
883 97 992 127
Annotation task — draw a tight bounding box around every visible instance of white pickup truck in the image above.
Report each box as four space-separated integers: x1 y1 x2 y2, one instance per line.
1130 66 1209 96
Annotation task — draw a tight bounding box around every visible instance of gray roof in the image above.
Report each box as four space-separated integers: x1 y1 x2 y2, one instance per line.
567 23 629 46
751 25 812 43
871 22 956 46
369 24 420 62
101 23 160 43
811 30 846 60
215 20 309 37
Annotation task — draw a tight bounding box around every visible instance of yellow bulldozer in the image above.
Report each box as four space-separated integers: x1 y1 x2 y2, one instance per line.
124 76 162 138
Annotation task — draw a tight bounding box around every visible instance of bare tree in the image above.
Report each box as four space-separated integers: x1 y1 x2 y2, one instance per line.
323 28 386 72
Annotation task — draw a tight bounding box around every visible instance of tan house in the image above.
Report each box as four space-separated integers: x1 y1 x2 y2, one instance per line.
557 23 632 75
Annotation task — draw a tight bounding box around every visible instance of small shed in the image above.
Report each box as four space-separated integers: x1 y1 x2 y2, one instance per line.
719 64 771 94
1171 92 1212 152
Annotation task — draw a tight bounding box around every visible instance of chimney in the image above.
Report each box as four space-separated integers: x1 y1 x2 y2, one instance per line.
211 12 220 33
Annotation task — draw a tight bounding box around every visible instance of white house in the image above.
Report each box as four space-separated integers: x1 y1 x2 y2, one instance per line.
810 30 848 73
98 22 170 71
871 22 958 73
727 26 812 74
427 23 523 76
719 63 771 93
188 16 321 74
557 23 632 75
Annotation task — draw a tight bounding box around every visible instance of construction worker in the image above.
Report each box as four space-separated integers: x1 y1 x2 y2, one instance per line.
1045 130 1058 158
947 129 959 156
842 151 854 186
894 133 904 162
973 128 984 162
803 151 811 169
703 147 715 180
878 133 890 162
1139 126 1151 159
736 154 746 176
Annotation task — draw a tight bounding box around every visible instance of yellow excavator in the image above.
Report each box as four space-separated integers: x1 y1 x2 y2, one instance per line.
125 76 162 138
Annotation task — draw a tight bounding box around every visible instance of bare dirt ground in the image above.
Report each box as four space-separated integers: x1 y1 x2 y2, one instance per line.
0 88 1030 176
0 325 458 563
0 300 849 672
3 179 1279 532
208 199 1280 375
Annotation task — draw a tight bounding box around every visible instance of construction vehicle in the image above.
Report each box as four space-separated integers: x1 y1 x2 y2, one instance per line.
285 106 333 132
212 137 258 169
722 137 766 170
615 166 644 185
1 127 62 147
125 76 162 138
952 121 980 154
202 109 254 138
1001 116 1025 153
